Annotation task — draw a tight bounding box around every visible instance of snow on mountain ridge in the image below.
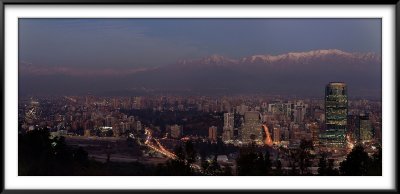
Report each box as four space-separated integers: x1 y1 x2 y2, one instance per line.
178 49 381 66
179 54 239 66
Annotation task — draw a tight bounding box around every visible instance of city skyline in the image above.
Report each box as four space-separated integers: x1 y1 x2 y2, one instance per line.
18 18 382 177
18 85 382 176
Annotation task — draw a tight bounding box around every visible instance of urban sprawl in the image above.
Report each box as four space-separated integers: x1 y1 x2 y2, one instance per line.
19 82 382 175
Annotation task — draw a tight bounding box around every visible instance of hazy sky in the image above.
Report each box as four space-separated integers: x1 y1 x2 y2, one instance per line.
20 18 381 69
19 19 382 97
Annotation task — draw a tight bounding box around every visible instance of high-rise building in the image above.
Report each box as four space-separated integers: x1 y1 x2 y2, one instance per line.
222 113 234 142
120 122 130 133
236 104 249 115
283 127 290 141
293 100 308 123
321 82 348 148
359 113 373 142
240 111 263 144
209 126 218 142
347 114 360 140
309 122 320 146
273 126 280 143
224 112 234 128
105 115 114 127
170 124 182 139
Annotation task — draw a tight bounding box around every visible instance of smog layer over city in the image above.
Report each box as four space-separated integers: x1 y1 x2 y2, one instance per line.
19 19 382 176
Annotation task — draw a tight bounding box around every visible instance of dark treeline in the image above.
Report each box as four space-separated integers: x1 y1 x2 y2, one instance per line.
19 129 155 175
19 129 381 176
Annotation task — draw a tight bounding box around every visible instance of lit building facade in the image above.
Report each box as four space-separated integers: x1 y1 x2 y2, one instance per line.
309 122 320 146
322 82 348 148
273 126 280 143
170 124 182 139
359 113 373 142
209 126 218 142
222 113 234 142
347 114 360 141
240 111 263 144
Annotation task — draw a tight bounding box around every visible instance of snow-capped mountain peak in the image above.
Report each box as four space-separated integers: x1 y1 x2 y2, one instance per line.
178 49 380 66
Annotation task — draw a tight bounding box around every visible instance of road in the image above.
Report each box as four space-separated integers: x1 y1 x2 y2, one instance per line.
143 128 202 172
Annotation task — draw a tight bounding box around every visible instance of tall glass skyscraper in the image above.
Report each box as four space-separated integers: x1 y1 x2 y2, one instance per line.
322 82 348 148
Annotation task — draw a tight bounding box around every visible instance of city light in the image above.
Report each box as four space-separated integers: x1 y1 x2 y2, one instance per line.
262 124 273 146
18 89 382 176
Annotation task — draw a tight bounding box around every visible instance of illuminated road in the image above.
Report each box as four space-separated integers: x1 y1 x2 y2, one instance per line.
346 134 355 153
262 124 273 146
144 128 177 160
144 128 202 172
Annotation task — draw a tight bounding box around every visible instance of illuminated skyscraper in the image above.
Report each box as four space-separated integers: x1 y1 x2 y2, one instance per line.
321 82 348 148
359 113 373 142
347 114 360 141
293 100 308 123
224 112 234 128
222 113 234 142
240 111 263 145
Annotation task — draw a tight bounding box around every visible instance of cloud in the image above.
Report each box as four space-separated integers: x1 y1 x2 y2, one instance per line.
19 61 155 77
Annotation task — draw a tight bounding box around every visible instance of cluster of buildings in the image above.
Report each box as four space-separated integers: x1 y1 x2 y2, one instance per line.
19 82 381 156
220 103 314 147
19 96 144 138
216 83 380 155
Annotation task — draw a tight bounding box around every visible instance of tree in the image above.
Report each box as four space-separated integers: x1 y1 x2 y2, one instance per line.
288 149 299 175
221 164 233 176
264 150 272 174
174 144 186 162
236 147 272 176
106 130 114 137
19 128 91 175
185 141 197 165
159 142 199 175
298 139 314 175
164 159 192 175
274 159 283 175
255 152 266 175
340 144 371 175
326 159 339 175
19 129 54 175
367 146 382 175
236 150 258 175
161 145 191 175
201 157 211 175
317 152 328 176
216 137 225 153
73 147 89 165
209 155 222 175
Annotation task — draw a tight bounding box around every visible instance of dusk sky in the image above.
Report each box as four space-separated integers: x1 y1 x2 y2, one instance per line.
19 19 382 97
20 18 381 68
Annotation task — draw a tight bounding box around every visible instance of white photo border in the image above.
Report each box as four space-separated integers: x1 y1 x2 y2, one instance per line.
4 4 396 190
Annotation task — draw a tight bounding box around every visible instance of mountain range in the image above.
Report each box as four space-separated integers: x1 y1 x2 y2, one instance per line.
19 49 382 98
